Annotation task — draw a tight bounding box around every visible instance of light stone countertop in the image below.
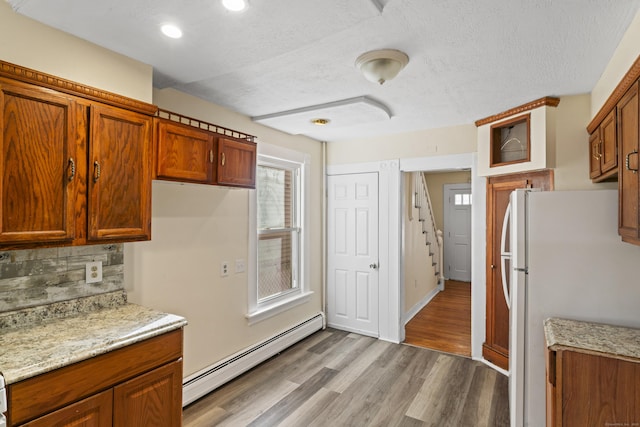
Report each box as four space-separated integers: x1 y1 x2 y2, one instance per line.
545 317 640 362
0 299 187 385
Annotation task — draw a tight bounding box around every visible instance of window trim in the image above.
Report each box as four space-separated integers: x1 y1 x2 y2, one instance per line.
246 143 312 325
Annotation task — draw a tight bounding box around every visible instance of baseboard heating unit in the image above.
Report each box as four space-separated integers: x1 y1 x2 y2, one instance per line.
182 313 324 406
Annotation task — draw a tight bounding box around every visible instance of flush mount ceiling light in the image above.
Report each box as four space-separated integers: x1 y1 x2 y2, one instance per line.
161 24 182 39
222 0 247 11
355 49 409 85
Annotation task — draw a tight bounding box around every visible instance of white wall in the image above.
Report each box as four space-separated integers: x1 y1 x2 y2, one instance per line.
591 9 640 117
126 88 324 376
0 1 152 102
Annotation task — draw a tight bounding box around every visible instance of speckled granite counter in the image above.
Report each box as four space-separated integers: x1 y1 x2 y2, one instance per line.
0 291 187 385
544 317 640 362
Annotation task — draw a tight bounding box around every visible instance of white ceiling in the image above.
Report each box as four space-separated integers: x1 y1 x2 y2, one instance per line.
8 0 640 142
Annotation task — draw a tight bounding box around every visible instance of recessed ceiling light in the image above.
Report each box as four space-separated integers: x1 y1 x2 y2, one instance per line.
161 24 183 39
311 118 330 126
222 0 247 12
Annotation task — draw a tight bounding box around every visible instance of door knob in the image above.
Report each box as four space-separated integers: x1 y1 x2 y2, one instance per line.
369 263 378 269
491 264 496 269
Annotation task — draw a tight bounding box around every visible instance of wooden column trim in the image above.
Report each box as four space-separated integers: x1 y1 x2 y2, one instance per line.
475 97 560 127
587 54 640 134
0 60 157 116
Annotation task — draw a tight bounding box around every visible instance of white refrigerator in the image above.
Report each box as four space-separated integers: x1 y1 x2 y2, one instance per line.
506 189 640 427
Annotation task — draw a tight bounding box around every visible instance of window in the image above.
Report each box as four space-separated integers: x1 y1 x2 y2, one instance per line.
257 163 299 301
247 143 311 324
454 192 472 206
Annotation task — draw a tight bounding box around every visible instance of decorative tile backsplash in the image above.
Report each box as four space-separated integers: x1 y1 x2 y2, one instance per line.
0 244 124 312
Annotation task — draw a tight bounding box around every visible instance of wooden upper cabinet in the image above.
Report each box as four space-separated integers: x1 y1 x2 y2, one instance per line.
217 137 256 188
88 104 152 242
617 81 639 244
589 109 618 182
155 118 214 183
0 80 77 244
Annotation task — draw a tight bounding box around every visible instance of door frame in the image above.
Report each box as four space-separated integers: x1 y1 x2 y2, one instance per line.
443 183 473 282
327 153 486 359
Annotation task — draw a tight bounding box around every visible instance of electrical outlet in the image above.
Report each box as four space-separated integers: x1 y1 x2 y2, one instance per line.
235 259 245 273
221 261 229 277
86 261 103 284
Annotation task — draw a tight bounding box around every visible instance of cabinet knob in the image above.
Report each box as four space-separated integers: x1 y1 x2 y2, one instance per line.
93 161 101 183
490 264 496 269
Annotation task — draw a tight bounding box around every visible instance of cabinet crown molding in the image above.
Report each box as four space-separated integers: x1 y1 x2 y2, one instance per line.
475 96 560 127
587 54 640 134
0 60 157 116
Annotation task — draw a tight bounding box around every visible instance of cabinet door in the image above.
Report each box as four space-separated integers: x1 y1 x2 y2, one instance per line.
21 390 113 427
217 137 256 188
589 131 602 179
617 81 639 243
156 119 214 183
88 104 152 241
600 109 618 174
560 351 640 427
0 81 77 244
113 359 183 427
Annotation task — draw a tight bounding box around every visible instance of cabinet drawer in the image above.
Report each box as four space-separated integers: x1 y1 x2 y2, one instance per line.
8 328 182 426
20 390 113 427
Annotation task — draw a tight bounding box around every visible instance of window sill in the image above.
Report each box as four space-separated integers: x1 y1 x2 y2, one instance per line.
246 291 314 325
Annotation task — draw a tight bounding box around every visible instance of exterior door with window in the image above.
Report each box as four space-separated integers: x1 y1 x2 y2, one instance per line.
444 184 472 282
327 173 379 337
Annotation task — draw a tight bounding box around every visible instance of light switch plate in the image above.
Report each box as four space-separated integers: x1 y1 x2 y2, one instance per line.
235 259 245 273
86 261 103 284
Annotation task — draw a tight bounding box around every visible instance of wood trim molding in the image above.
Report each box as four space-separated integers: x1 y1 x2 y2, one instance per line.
0 60 157 116
587 54 640 134
475 96 560 127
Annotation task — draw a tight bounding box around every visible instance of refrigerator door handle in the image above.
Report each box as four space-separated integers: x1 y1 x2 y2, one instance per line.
500 201 512 309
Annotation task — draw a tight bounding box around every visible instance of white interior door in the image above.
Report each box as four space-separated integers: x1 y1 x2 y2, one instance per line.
444 184 472 282
327 173 379 337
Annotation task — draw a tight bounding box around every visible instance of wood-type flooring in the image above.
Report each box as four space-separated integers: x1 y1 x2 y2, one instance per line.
183 328 509 427
404 280 472 357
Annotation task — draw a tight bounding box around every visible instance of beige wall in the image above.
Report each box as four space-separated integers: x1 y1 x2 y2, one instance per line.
591 9 640 117
327 124 477 165
403 174 438 315
0 1 152 102
424 171 472 232
126 88 323 376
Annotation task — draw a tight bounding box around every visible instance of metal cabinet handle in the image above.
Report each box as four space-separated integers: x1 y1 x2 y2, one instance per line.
221 152 226 166
210 150 214 164
626 150 639 174
68 158 76 182
599 141 603 159
93 161 101 183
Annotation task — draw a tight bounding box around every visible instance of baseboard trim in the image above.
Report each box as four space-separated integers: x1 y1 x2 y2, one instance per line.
403 287 440 325
182 313 324 406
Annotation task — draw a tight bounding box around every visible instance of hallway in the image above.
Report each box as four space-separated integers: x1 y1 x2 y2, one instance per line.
404 280 472 357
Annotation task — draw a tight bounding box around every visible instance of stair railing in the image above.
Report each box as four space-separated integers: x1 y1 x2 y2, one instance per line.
414 172 444 284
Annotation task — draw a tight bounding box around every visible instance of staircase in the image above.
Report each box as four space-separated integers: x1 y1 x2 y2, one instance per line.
413 172 444 287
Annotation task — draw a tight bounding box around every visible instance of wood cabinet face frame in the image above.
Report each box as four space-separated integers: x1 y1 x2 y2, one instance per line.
490 113 531 167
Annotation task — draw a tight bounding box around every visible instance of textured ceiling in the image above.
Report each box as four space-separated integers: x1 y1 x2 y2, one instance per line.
8 0 640 142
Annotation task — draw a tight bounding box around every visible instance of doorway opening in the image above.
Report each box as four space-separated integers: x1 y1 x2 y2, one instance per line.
402 170 472 357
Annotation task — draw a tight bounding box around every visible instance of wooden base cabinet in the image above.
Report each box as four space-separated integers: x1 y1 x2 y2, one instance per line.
546 348 640 427
7 329 183 427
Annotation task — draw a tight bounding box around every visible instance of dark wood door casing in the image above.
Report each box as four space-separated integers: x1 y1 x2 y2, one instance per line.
484 169 554 370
